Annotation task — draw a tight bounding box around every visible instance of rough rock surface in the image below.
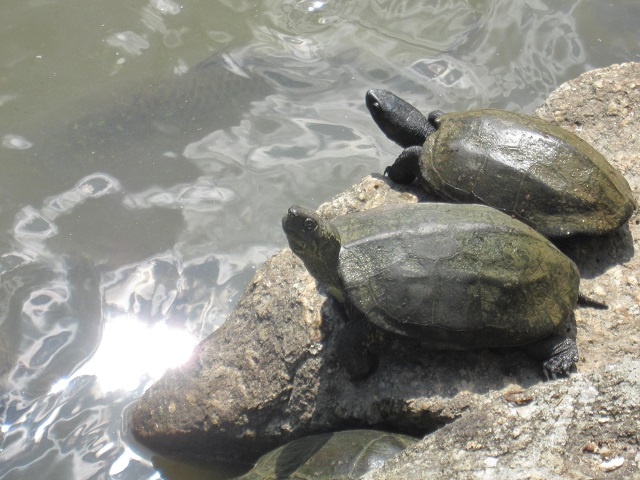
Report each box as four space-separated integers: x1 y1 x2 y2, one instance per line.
132 62 640 476
366 360 640 479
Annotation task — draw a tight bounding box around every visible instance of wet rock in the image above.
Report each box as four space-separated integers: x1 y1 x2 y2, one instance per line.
132 62 640 474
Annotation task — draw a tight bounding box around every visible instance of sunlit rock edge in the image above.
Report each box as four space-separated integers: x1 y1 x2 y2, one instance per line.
132 62 640 478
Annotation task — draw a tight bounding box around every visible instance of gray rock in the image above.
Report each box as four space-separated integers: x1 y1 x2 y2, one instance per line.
132 62 640 475
365 360 640 479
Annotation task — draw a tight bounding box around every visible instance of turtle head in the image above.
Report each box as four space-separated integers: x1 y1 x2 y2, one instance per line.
282 206 345 302
365 89 436 148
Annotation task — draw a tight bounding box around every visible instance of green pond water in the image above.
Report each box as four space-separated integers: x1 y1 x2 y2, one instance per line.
0 0 638 478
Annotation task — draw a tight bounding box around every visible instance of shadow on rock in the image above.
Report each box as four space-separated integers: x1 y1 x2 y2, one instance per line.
554 224 635 279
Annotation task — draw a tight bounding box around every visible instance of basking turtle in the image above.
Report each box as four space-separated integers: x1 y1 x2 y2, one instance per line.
234 429 417 480
283 202 595 379
365 89 636 238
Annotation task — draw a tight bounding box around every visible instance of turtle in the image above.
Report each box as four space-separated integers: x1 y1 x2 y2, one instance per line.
365 89 637 238
234 429 417 480
282 202 600 380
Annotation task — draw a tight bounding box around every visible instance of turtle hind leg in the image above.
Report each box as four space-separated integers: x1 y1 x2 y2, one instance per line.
384 146 422 185
524 335 578 379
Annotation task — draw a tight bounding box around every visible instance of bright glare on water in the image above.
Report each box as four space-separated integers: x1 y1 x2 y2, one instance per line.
60 315 198 395
0 0 639 478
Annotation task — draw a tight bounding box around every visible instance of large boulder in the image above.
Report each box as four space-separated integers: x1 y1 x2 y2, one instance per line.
132 63 640 476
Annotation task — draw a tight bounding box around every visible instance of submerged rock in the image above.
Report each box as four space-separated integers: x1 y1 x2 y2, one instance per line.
132 63 640 475
235 429 418 480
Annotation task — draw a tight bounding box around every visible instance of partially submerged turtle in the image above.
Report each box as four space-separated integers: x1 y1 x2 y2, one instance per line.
234 429 417 479
283 202 595 379
366 89 636 238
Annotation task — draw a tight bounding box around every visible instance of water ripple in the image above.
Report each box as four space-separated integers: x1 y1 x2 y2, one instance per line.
2 134 32 150
279 0 356 33
106 31 150 56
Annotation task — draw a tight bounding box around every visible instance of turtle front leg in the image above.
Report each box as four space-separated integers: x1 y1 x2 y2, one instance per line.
334 307 384 380
335 326 376 380
524 335 579 379
384 146 422 185
427 110 445 129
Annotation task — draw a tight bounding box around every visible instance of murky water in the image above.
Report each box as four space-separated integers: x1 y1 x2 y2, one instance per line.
0 0 638 478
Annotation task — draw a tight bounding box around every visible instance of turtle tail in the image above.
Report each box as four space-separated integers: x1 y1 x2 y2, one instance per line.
577 292 608 309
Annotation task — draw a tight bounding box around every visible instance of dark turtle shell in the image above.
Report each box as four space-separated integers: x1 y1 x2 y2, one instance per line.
332 203 579 348
234 430 417 480
417 109 636 238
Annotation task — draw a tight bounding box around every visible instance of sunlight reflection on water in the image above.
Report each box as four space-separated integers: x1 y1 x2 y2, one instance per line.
58 316 198 395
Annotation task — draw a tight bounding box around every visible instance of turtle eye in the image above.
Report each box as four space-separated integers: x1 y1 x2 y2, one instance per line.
304 218 316 231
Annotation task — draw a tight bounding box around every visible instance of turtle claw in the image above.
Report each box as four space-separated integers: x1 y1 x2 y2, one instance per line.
542 347 579 379
526 335 578 380
427 109 445 127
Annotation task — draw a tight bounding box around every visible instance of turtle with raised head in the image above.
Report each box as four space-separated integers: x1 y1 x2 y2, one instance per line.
365 89 636 238
283 202 602 379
